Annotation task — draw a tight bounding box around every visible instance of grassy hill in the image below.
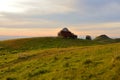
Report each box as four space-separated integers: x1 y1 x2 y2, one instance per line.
0 37 102 53
0 37 120 80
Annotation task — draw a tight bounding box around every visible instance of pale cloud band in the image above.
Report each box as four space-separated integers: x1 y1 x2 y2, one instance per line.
0 22 119 38
0 0 75 15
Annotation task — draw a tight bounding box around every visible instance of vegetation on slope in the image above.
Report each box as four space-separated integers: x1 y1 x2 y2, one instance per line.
0 42 120 80
0 37 101 53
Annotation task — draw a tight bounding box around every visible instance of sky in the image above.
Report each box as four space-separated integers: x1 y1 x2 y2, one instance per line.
0 0 120 38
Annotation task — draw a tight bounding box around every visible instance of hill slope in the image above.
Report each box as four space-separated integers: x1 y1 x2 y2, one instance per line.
0 37 102 53
0 42 120 80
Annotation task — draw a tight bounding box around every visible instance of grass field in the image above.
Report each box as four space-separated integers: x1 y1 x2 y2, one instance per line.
0 37 120 80
0 37 102 53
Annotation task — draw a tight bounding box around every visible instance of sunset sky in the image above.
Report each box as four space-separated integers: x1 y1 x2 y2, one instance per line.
0 0 120 38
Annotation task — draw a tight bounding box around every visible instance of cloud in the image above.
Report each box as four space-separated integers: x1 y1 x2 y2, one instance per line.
25 0 76 15
69 22 120 37
0 0 76 16
0 18 63 28
1 0 120 23
0 20 119 38
76 0 120 17
71 22 120 30
0 0 27 13
0 27 60 36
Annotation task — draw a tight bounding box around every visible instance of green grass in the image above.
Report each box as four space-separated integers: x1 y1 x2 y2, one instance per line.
0 37 102 53
0 37 120 80
0 44 120 79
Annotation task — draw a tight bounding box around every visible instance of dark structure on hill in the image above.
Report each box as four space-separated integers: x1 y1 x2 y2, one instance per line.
94 34 111 41
86 35 92 40
58 28 77 39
